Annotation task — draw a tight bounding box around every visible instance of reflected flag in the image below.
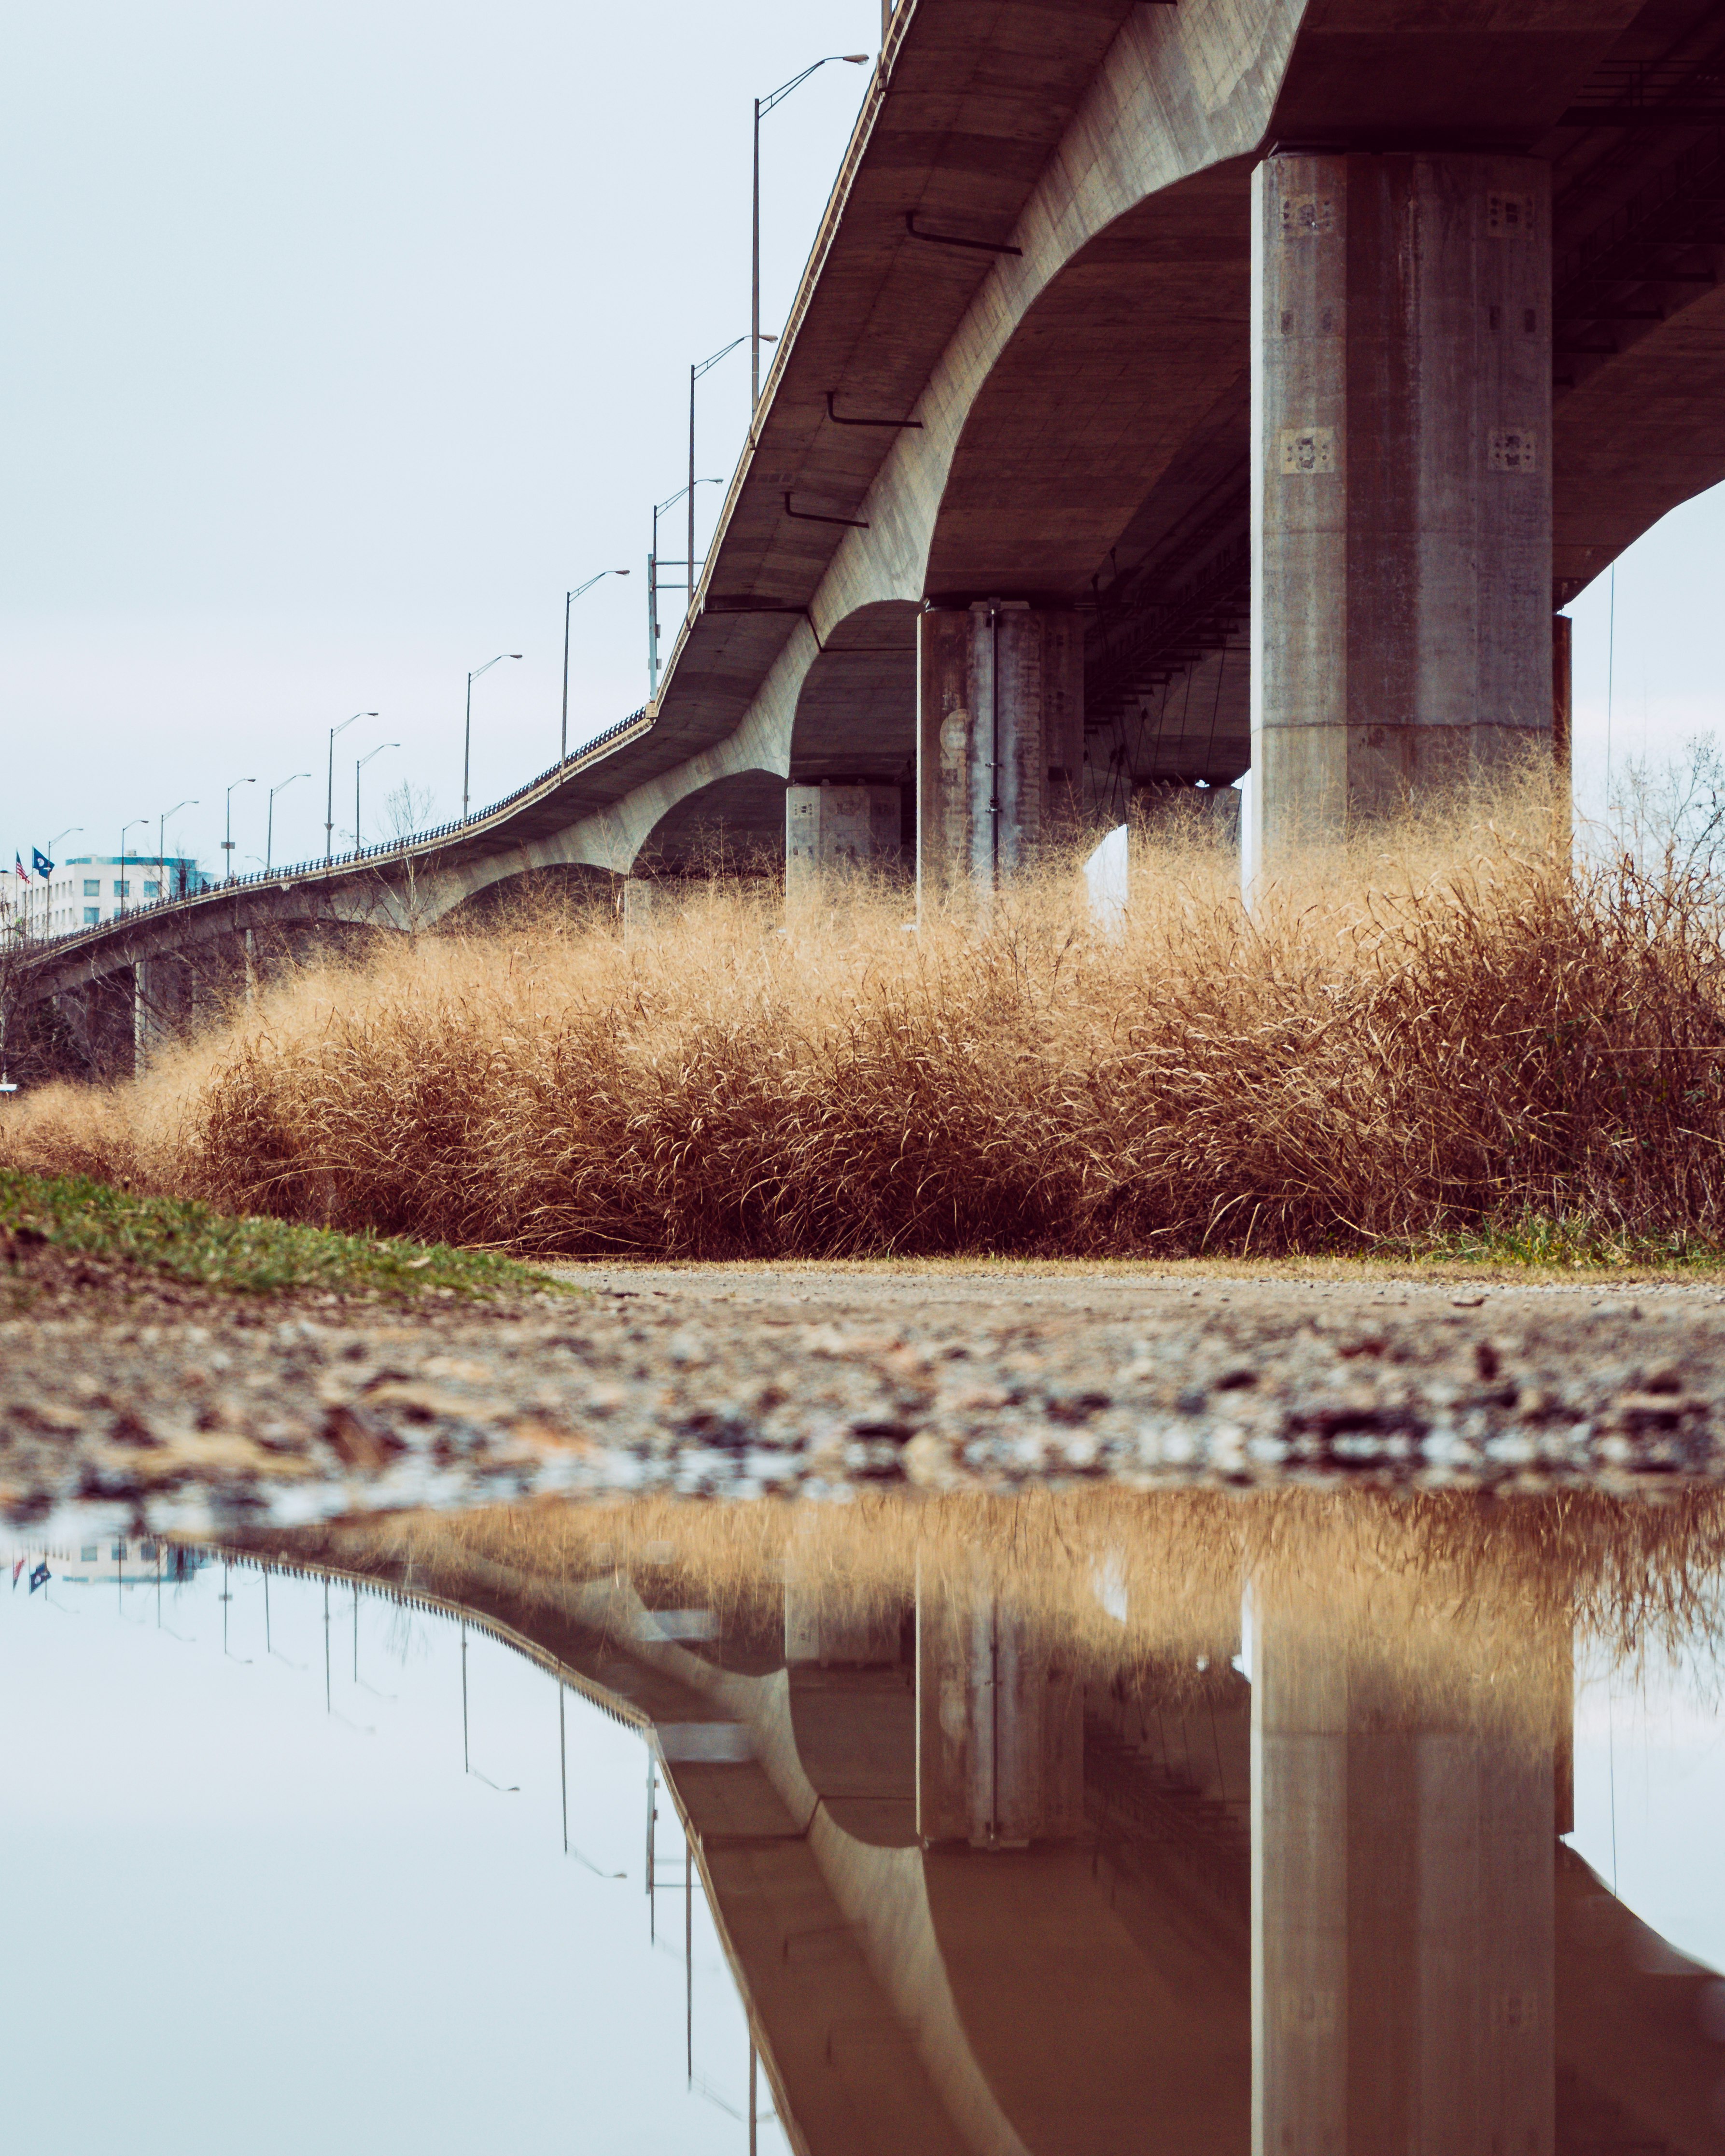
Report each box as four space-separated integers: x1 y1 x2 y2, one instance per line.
11 1556 23 1588
28 1560 49 1593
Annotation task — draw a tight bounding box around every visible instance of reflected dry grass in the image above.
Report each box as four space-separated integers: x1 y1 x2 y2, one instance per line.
9 766 1725 1256
269 1485 1725 1745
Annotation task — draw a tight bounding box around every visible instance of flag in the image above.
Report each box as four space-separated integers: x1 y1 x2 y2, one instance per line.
11 1556 23 1588
13 853 28 885
28 1560 50 1594
31 847 55 879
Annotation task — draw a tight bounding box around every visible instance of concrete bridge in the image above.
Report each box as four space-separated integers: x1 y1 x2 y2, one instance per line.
13 0 1725 1065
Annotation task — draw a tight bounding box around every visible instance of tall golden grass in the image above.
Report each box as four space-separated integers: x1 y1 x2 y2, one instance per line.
269 1485 1725 1738
8 769 1725 1257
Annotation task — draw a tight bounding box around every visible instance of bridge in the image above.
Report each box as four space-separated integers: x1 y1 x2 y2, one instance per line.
12 0 1725 1070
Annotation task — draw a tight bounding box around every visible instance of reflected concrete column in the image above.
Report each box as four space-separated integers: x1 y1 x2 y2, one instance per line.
1249 153 1553 875
916 1562 1081 1848
1251 1601 1349 2156
1251 1602 1556 2156
916 602 1083 910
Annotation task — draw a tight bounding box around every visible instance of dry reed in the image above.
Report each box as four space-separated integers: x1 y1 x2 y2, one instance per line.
276 1484 1725 1740
8 770 1725 1258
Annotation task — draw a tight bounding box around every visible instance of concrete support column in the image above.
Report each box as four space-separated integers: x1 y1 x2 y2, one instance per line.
132 960 156 1077
916 602 1083 908
915 1563 1082 1848
1249 152 1553 873
785 783 903 899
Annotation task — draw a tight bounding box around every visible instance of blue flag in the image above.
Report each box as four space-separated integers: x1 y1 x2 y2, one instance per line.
28 1560 50 1594
31 848 54 879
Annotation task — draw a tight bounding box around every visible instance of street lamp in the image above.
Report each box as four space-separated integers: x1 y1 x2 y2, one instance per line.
562 573 629 761
223 778 255 883
158 801 196 901
30 827 80 938
648 483 720 697
355 743 399 850
463 655 521 820
118 819 145 918
687 339 758 626
327 713 377 862
753 56 868 406
267 772 310 874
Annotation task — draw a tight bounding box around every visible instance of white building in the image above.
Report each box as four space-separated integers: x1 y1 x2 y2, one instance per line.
14 854 209 941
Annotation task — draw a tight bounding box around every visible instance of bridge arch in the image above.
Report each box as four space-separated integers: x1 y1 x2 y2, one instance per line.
631 768 788 877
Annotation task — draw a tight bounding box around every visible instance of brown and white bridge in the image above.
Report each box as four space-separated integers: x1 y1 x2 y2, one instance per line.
14 0 1725 1068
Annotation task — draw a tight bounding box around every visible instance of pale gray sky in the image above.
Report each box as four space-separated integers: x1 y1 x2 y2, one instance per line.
2 1 1719 876
0 1558 789 2153
2 0 879 872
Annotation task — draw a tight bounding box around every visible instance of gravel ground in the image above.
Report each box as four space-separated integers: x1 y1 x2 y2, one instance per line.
5 1241 1725 1543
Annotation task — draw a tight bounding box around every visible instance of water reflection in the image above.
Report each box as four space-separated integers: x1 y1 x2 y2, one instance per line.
9 1492 1725 2153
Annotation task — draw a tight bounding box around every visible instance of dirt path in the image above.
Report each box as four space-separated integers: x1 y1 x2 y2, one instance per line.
4 1251 1723 1546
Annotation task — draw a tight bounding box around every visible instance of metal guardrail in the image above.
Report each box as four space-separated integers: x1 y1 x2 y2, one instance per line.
16 704 652 960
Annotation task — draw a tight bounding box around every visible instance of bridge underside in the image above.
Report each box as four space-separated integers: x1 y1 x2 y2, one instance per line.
16 0 1725 1045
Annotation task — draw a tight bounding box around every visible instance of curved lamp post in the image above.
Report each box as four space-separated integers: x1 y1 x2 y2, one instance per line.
562 573 629 761
650 481 720 696
355 742 399 849
224 777 255 883
327 713 377 862
463 655 521 820
753 56 868 406
266 772 310 874
118 820 146 918
158 800 196 901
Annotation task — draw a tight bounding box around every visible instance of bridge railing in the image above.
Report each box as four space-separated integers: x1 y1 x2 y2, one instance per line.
19 704 651 956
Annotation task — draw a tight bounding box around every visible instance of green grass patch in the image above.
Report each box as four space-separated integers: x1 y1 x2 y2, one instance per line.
1394 1213 1725 1273
0 1169 573 1301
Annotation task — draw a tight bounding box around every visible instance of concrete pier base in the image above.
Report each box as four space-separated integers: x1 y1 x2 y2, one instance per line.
1250 151 1553 877
915 1566 1082 1848
916 602 1083 909
785 783 902 898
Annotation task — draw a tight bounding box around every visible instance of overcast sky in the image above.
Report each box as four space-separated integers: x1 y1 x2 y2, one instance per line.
3 0 1719 876
3 0 879 873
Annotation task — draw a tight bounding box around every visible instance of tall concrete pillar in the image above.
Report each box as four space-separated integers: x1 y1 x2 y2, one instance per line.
1249 153 1553 873
1251 1602 1556 2156
915 1564 1082 1848
132 959 156 1076
916 602 1083 909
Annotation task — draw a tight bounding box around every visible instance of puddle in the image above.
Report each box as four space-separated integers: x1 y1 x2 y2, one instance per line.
7 1489 1725 2153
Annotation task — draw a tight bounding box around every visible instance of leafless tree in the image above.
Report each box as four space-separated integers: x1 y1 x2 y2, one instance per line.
384 779 437 841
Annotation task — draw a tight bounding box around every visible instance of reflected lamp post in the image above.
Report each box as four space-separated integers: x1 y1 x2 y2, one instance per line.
223 777 255 883
463 655 521 821
752 55 868 406
266 772 310 874
326 712 377 863
561 572 629 761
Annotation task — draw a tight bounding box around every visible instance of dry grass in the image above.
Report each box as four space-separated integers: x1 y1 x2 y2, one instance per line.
278 1485 1725 1740
8 769 1725 1259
